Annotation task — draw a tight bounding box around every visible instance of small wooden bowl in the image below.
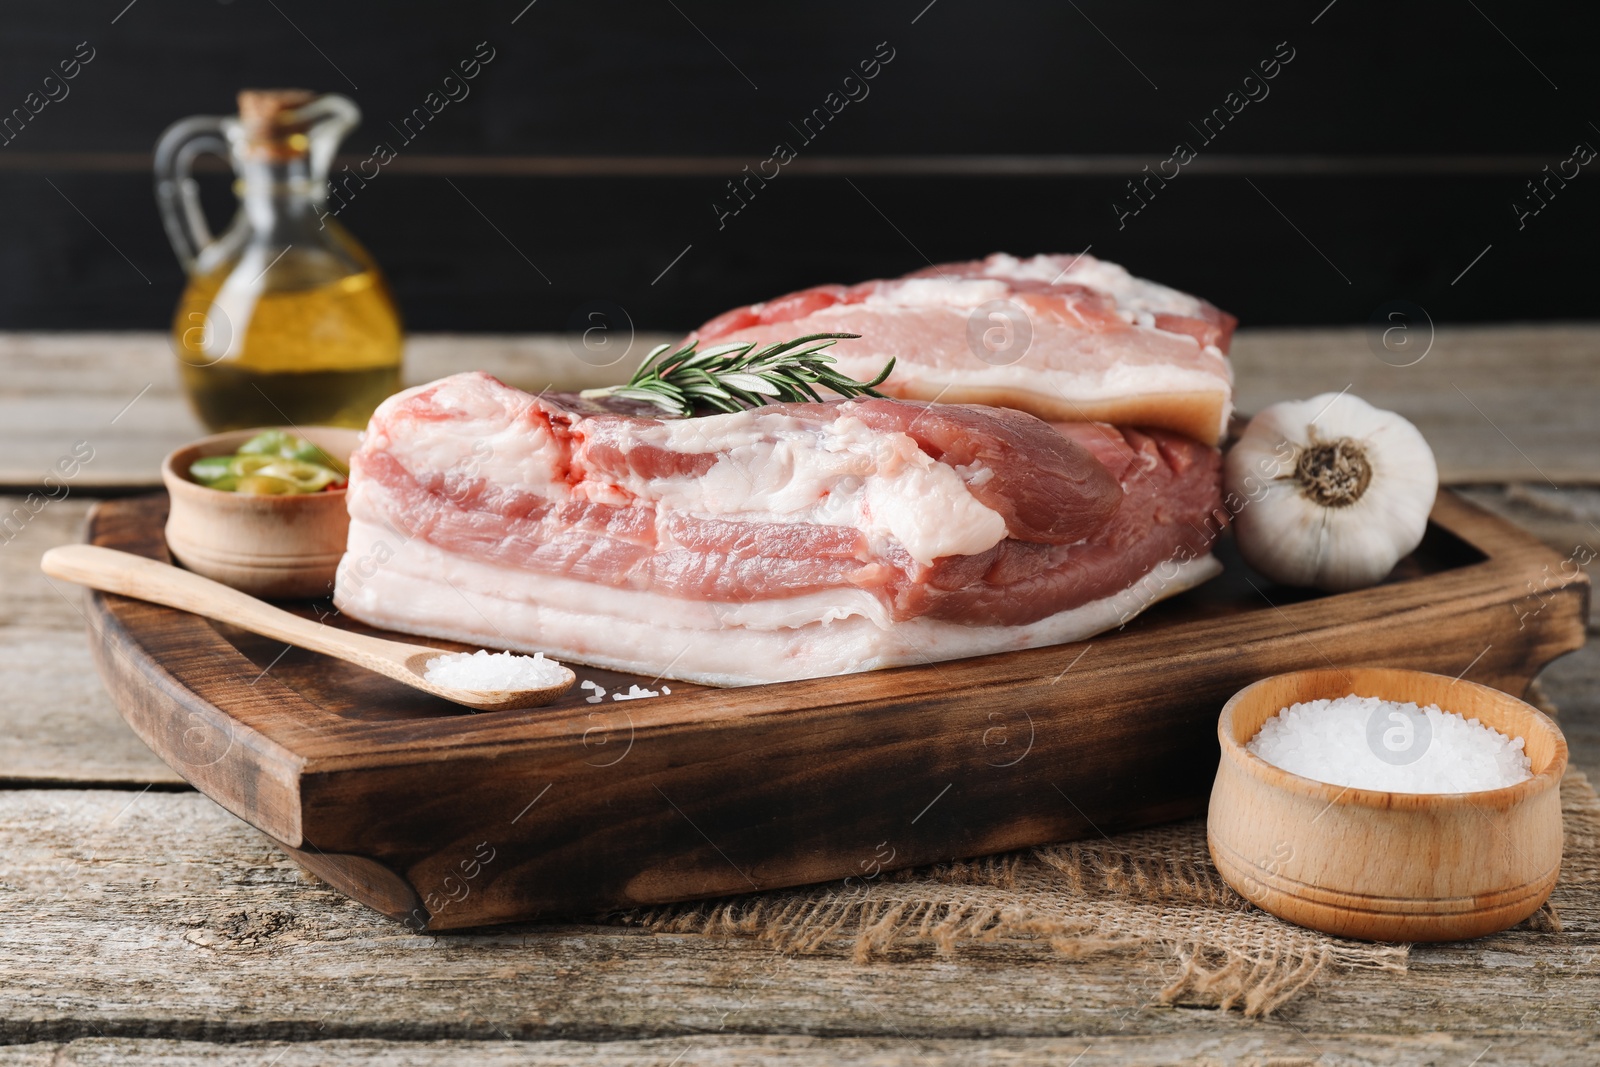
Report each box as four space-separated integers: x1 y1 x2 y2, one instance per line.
161 427 361 600
1208 667 1566 942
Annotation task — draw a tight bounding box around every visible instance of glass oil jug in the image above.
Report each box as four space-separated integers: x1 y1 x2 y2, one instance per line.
155 89 403 431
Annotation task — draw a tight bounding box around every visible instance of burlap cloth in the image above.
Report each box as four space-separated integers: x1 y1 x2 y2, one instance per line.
615 683 1598 1017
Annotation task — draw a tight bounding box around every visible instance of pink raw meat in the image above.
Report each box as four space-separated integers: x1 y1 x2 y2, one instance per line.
691 252 1238 446
334 373 1225 686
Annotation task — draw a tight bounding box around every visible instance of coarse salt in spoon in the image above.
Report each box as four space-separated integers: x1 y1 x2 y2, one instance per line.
40 544 575 712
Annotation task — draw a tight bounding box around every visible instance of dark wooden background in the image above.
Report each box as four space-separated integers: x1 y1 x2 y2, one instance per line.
2 1 1595 333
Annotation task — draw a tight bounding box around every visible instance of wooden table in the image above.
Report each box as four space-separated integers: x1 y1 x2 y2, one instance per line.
2 329 1597 1065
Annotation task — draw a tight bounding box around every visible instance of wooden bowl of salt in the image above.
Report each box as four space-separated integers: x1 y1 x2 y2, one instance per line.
1208 667 1566 942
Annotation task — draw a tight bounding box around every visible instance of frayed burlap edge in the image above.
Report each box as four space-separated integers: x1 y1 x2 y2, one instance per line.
617 764 1598 1019
617 823 1410 1018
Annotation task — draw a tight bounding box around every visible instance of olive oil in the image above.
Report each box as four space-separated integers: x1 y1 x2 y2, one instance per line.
174 264 402 430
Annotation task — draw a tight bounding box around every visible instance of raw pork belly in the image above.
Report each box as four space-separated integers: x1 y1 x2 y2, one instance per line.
692 252 1238 446
334 372 1224 686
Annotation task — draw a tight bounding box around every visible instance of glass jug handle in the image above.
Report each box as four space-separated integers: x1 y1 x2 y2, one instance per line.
295 93 361 182
154 115 232 274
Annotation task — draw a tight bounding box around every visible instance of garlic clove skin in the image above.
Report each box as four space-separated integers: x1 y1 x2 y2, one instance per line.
1226 392 1438 593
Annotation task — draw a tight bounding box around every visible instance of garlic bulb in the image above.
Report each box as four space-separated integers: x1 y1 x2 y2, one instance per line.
1225 392 1438 592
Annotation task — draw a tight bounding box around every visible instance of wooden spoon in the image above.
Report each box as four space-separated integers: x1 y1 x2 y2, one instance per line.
40 544 575 712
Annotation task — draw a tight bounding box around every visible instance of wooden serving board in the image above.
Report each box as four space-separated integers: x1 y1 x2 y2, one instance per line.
79 492 1587 931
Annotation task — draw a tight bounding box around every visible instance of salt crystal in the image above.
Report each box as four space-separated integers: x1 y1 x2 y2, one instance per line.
613 684 660 701
1246 693 1532 793
423 649 568 690
580 679 606 703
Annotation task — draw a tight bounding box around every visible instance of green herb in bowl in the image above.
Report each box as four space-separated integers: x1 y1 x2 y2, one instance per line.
188 430 349 495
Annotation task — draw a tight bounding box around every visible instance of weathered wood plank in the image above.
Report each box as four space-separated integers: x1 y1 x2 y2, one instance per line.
1231 325 1600 485
0 333 667 492
3 788 1598 1043
4 1032 1598 1066
0 495 181 785
1539 644 1600 800
1 488 102 632
0 492 182 783
1454 485 1600 778
1458 485 1600 628
0 631 184 787
0 326 1595 489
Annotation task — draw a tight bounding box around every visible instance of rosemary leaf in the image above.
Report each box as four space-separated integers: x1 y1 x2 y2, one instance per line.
719 372 782 394
579 333 890 417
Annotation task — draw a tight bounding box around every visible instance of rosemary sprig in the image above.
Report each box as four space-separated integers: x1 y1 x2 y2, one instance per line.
578 333 893 418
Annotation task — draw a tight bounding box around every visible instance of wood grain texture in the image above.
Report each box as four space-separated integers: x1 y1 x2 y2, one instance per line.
0 333 665 491
0 631 183 788
3 787 1598 1046
1456 486 1600 780
0 326 1595 489
1458 486 1600 629
6 1033 1600 1066
1231 326 1600 487
0 494 182 786
76 489 1586 928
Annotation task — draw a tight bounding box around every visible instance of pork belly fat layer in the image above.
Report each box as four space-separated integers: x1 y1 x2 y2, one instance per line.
337 516 1222 687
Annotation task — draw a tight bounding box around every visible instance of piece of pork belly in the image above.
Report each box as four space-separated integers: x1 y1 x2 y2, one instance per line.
333 372 1224 686
690 252 1237 446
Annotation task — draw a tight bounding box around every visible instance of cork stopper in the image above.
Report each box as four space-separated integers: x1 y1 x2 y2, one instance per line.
238 88 316 124
236 89 318 160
